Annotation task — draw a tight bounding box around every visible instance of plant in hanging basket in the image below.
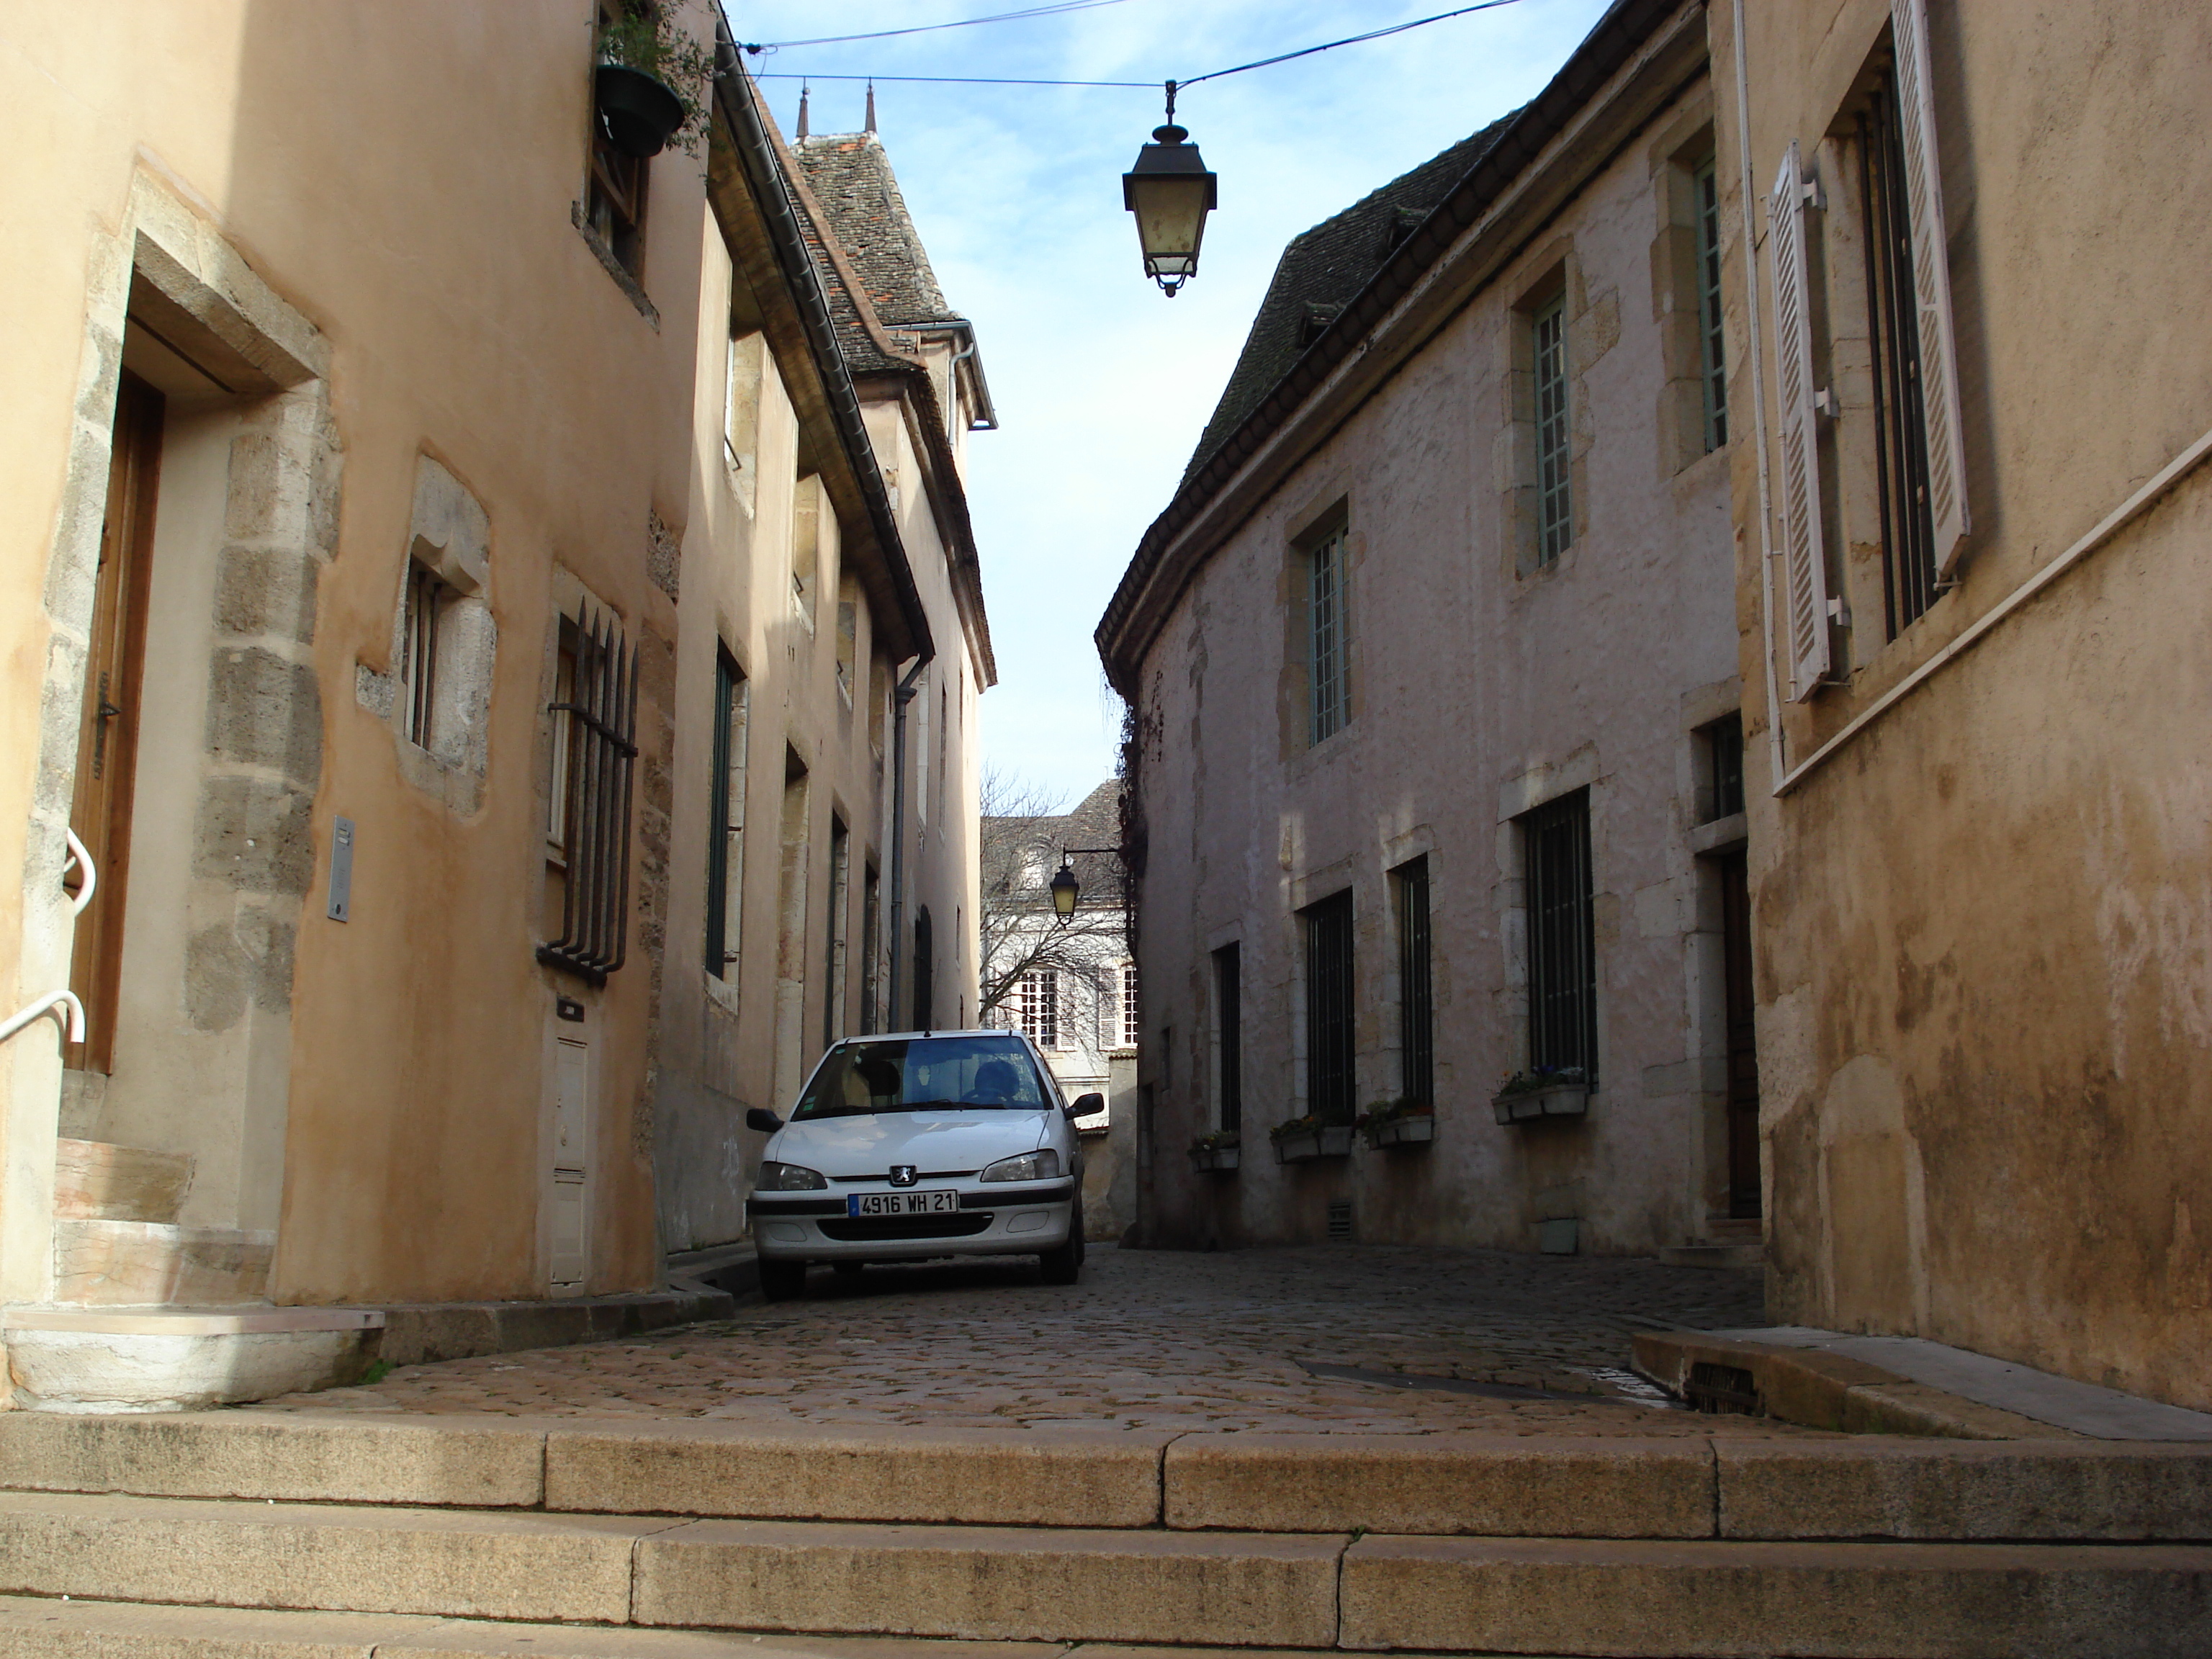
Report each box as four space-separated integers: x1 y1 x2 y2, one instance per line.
595 4 718 157
1267 1114 1323 1145
1192 1129 1241 1151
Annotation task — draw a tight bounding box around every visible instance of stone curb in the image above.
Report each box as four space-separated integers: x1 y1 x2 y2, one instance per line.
1631 1328 2064 1438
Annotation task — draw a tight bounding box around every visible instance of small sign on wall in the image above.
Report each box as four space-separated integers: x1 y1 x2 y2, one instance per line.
327 817 354 922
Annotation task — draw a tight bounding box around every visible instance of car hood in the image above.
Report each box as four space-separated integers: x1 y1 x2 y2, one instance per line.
766 1110 1049 1180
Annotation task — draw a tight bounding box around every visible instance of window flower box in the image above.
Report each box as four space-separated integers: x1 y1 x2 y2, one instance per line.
1272 1124 1354 1164
1370 1113 1435 1148
1189 1143 1240 1174
1357 1098 1435 1151
1492 1083 1588 1123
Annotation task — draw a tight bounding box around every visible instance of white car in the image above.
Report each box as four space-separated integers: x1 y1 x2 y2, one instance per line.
745 1030 1095 1300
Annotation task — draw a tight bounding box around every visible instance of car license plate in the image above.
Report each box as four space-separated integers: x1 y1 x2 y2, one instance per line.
848 1190 959 1217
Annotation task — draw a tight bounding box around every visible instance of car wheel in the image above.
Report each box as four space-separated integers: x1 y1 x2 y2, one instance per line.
759 1259 806 1301
1039 1200 1084 1285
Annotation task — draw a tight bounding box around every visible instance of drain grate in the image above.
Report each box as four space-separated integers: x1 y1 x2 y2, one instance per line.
1685 1359 1763 1415
1326 1201 1353 1241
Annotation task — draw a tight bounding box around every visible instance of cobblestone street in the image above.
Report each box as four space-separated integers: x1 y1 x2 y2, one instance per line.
263 1244 1827 1437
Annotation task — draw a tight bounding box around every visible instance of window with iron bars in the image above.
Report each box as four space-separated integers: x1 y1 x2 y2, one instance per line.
704 647 747 980
1017 970 1058 1048
539 606 639 985
1534 293 1572 562
1858 72 1941 634
1301 890 1356 1124
400 563 449 750
1392 857 1433 1107
1524 791 1596 1082
1213 943 1241 1133
1694 156 1728 451
1307 526 1349 745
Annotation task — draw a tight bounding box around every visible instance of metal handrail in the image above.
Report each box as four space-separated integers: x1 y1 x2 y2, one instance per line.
63 827 95 917
4 829 99 1047
0 990 84 1047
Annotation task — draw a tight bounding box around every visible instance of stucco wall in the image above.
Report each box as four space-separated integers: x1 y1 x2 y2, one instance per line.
1128 78 1740 1255
1718 0 2212 1403
4 1 715 1303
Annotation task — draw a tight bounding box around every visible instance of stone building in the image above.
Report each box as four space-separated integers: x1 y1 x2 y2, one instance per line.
0 4 988 1407
979 780 1138 1239
1097 0 1748 1256
1714 0 2212 1406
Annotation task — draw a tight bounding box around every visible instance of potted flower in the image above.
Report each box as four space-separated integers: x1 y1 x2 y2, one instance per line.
1357 1097 1436 1150
1271 1114 1354 1164
1189 1130 1240 1174
595 4 718 158
1491 1066 1589 1124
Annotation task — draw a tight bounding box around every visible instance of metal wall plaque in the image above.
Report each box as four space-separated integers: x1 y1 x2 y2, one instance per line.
327 817 354 922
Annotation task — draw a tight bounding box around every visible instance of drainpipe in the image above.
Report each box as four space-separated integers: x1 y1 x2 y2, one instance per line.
885 655 929 1031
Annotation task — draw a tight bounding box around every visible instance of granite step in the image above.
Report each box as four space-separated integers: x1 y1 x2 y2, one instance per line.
3 1410 2212 1542
0 1497 2204 1655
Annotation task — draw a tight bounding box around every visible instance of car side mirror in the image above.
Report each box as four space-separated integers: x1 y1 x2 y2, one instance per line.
1070 1092 1105 1117
746 1107 785 1134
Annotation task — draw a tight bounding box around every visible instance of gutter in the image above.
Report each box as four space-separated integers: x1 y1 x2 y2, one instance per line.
1095 0 1689 696
709 23 934 665
885 657 929 1029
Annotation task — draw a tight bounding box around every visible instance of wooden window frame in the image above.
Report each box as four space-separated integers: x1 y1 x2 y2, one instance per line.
1524 791 1596 1082
1533 293 1573 563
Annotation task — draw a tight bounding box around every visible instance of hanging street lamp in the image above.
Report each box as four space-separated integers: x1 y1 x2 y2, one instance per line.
1122 81 1217 296
1048 860 1081 923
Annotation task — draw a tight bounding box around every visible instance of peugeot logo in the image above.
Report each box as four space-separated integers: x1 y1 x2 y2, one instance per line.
889 1164 918 1188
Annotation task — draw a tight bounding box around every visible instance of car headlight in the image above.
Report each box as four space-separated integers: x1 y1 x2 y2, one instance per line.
756 1160 827 1191
979 1148 1061 1183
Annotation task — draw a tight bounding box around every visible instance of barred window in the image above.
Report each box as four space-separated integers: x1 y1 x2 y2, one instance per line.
1524 791 1596 1080
539 606 639 985
1392 858 1433 1106
400 563 449 750
1212 945 1241 1133
1307 526 1349 744
1018 971 1058 1048
1534 294 1572 562
1301 890 1355 1123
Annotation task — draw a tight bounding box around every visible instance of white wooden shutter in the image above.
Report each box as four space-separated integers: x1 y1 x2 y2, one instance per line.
1768 143 1830 701
1892 0 1971 575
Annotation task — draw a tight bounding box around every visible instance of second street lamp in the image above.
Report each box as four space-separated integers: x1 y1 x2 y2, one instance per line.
1049 860 1080 924
1123 81 1217 296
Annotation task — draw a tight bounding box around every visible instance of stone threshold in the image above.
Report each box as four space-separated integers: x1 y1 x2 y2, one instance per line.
1636 1325 2212 1441
0 1284 735 1413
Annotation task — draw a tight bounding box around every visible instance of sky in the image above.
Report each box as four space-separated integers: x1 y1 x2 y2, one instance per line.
726 0 1614 809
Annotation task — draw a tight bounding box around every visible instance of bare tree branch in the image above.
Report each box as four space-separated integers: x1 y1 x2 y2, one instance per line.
977 767 1127 1019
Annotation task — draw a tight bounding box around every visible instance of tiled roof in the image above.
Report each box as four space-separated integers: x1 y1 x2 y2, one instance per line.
1183 116 1514 483
792 132 963 335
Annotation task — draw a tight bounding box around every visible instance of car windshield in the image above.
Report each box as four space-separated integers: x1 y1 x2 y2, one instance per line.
791 1035 1052 1120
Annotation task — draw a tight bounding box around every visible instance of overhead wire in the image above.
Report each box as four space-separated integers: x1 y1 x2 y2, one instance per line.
739 1 1131 55
738 0 1536 96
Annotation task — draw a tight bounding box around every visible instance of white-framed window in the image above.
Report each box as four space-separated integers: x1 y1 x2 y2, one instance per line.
1120 961 1141 1049
1018 970 1058 1048
1307 526 1349 744
1533 292 1571 562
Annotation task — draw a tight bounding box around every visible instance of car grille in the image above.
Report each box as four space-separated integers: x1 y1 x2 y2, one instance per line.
817 1214 994 1242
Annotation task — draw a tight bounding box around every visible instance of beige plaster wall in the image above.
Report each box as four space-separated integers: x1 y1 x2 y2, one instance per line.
1717 0 2212 1402
4 1 720 1303
1128 78 1740 1254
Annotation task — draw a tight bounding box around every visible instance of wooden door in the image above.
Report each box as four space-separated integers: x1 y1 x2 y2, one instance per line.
1717 850 1763 1218
66 372 165 1074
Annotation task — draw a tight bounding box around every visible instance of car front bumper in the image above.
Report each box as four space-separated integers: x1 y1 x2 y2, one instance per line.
747 1178 1076 1263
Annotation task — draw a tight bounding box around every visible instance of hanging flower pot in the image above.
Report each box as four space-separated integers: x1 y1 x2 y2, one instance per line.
595 63 684 158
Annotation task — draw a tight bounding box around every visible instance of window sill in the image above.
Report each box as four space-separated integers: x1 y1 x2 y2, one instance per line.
570 203 660 328
1688 811 1746 856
